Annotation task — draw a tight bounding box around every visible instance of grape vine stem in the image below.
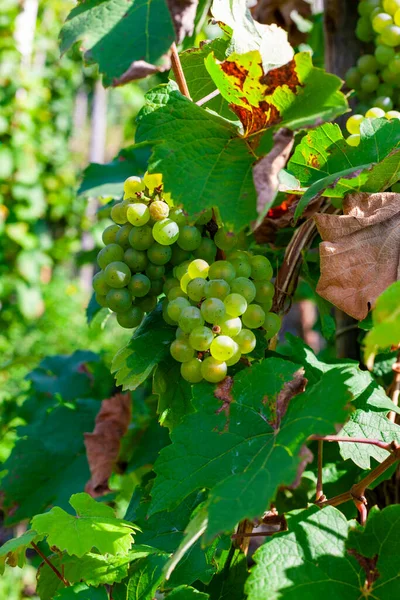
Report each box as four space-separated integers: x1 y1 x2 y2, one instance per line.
31 542 70 587
170 43 191 99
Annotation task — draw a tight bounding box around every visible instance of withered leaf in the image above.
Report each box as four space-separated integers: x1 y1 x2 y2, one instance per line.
84 393 131 496
167 0 199 43
315 193 400 320
268 368 307 429
252 0 312 46
112 59 170 86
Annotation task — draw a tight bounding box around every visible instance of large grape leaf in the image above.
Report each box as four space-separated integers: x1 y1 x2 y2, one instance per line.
166 588 209 600
150 358 352 538
54 584 108 600
205 50 347 136
112 554 169 600
153 358 193 429
364 281 400 368
60 0 175 85
112 304 175 391
32 493 137 558
0 530 40 574
288 118 400 219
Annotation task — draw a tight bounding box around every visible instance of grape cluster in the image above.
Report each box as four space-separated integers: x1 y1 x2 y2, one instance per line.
345 104 400 146
346 1 400 110
162 254 281 384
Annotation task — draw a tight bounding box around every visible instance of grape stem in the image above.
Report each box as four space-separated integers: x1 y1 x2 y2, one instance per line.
170 43 191 99
31 542 70 587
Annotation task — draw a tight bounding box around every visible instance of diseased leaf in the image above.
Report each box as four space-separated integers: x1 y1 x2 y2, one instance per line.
0 530 39 574
364 281 400 368
315 193 400 320
32 493 136 558
85 393 132 496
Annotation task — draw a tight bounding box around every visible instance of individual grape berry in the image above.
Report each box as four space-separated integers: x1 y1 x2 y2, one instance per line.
375 44 396 65
384 0 400 14
95 293 108 308
189 326 214 351
254 280 275 303
93 271 110 296
104 261 131 288
124 248 148 272
204 279 230 300
187 278 206 302
365 106 386 118
162 298 175 325
259 297 273 314
360 73 380 93
226 347 242 366
180 272 192 293
264 312 282 339
230 257 251 278
214 227 237 251
169 207 188 226
145 263 165 280
357 54 378 73
250 255 273 281
127 203 150 226
106 288 132 312
163 278 180 295
188 259 209 279
168 297 191 321
178 306 204 333
177 225 202 251
386 110 400 119
356 16 374 42
381 66 399 83
346 114 364 134
147 242 172 265
234 329 256 354
195 207 213 225
201 297 226 323
170 339 195 362
102 224 120 245
111 201 129 224
123 176 145 198
143 171 163 190
193 237 217 263
372 13 393 34
396 7 400 24
181 358 203 383
210 336 239 362
345 67 362 89
377 83 394 97
382 24 400 45
201 357 227 383
242 304 266 329
129 225 153 250
117 306 144 328
389 54 400 74
115 223 133 250
219 316 242 337
176 327 190 340
152 218 179 245
208 260 236 283
148 279 164 296
127 274 151 297
174 260 191 281
358 0 381 15
168 287 188 301
374 96 394 111
149 200 169 221
170 245 191 266
230 277 256 303
346 134 361 147
224 293 247 317
97 244 124 269
137 295 158 312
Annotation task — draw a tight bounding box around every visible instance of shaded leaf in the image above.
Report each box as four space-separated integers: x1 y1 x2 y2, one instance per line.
54 583 108 600
364 281 400 368
153 358 193 429
166 587 209 600
164 507 208 580
113 554 169 600
0 530 39 575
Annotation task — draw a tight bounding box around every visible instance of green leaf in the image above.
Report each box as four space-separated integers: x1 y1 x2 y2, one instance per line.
364 281 400 368
112 304 175 390
54 583 108 600
165 587 209 600
86 293 109 326
164 507 208 580
79 145 151 198
245 505 362 600
113 554 169 600
150 358 352 538
135 86 258 231
205 548 248 600
32 493 136 558
153 358 194 429
0 530 39 574
60 0 175 86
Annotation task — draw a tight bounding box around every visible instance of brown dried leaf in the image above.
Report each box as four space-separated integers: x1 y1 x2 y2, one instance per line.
252 0 312 46
84 393 131 497
112 59 170 86
315 193 400 320
214 376 234 417
167 0 199 43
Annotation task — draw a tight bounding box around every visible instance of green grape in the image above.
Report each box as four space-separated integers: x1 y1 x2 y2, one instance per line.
168 287 188 301
129 225 153 250
115 223 133 249
356 16 374 41
254 280 275 303
117 306 144 328
193 237 217 263
264 312 282 339
201 357 227 383
148 279 164 296
381 66 399 83
181 358 203 383
365 106 386 118
224 293 247 317
106 288 132 312
177 225 202 251
162 298 175 325
230 257 251 278
123 176 145 198
95 293 108 308
174 260 191 281
147 242 172 265
187 277 206 302
111 201 128 224
250 255 273 281
188 259 209 279
208 260 236 283
97 244 124 269
128 274 151 297
372 13 393 33
170 339 195 362
201 297 226 323
124 248 148 272
219 316 242 337
145 263 165 280
104 261 131 288
176 327 190 340
375 44 396 65
149 200 169 221
178 306 204 332
195 207 213 225
204 279 230 300
384 0 400 14
346 114 364 134
374 96 394 111
346 134 360 147
226 347 242 366
168 297 191 321
210 336 239 361
360 73 380 92
214 227 237 251
382 24 400 45
377 82 394 96
169 207 188 226
234 329 256 354
386 110 400 119
137 295 158 312
152 218 179 245
357 54 378 73
189 326 214 351
242 304 266 329
358 0 380 16
102 224 120 245
127 203 150 226
163 277 180 295
180 272 192 293
93 271 110 296
259 297 273 314
389 53 400 74
396 7 400 24
345 67 362 89
230 277 256 303
170 244 191 266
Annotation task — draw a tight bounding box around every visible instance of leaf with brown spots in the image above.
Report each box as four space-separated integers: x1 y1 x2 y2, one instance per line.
315 193 400 321
84 393 132 497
